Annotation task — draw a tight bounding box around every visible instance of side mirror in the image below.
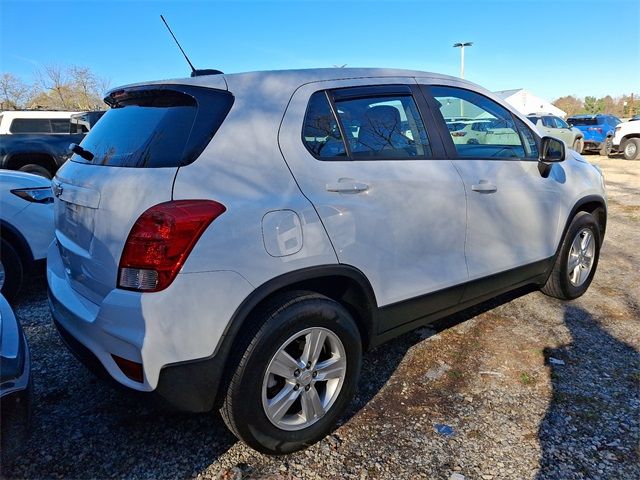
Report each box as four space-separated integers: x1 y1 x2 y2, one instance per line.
540 136 565 162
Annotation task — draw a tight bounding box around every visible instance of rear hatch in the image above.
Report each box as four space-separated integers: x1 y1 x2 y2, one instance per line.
568 117 601 139
53 84 233 305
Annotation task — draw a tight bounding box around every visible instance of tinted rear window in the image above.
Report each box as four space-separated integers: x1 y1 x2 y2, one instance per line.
74 86 233 168
568 118 598 126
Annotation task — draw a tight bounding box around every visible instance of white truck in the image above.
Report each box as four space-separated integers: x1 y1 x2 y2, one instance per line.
613 120 640 160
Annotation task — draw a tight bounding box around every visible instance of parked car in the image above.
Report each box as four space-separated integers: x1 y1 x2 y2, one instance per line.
0 170 54 302
48 68 607 455
566 114 621 155
612 120 640 160
0 110 105 178
629 114 640 121
0 293 32 464
527 113 584 153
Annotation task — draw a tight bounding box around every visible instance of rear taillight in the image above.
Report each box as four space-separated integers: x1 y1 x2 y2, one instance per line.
118 200 226 292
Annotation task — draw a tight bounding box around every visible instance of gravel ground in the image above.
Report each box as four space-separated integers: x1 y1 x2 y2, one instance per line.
3 155 639 480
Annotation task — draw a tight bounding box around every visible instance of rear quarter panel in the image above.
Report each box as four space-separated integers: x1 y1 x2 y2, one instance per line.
172 73 338 287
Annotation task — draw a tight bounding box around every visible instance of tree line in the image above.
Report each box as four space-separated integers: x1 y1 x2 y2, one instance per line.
1 65 110 111
552 94 637 118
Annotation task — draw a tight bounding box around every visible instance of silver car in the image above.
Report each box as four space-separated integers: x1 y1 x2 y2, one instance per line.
527 114 584 153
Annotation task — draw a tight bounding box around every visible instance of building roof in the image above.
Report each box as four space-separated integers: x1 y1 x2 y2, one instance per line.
494 88 524 98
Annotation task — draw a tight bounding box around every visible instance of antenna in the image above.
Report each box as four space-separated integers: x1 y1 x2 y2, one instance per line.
160 14 196 74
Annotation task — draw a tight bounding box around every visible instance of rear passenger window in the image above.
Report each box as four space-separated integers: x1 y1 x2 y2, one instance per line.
334 95 432 159
431 86 538 159
9 118 52 133
50 119 71 133
302 92 346 158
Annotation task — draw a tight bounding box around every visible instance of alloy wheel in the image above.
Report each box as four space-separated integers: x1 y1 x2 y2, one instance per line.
262 327 347 431
567 227 596 286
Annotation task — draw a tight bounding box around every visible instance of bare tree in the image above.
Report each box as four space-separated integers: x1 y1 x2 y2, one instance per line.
0 73 32 110
30 64 109 110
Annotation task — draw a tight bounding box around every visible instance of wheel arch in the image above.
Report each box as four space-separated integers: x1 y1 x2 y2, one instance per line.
0 219 34 272
5 153 58 176
622 133 640 143
559 196 607 254
223 265 379 354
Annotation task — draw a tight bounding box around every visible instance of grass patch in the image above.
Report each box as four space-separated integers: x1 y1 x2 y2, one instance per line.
520 372 535 385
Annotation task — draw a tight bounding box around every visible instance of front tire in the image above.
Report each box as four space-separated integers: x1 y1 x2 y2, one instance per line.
622 138 640 160
220 291 362 454
541 212 601 300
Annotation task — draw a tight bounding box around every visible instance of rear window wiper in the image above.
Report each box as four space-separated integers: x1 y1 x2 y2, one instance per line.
69 143 94 161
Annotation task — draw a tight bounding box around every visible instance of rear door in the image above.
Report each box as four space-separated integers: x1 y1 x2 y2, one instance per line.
279 79 468 329
421 84 563 296
52 84 233 305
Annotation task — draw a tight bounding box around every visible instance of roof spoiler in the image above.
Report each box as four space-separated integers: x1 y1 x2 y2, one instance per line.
191 69 224 77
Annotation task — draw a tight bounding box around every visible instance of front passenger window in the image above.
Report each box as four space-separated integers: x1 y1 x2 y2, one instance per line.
431 86 528 159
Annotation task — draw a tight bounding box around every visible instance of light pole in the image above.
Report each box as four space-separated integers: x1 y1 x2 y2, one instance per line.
453 42 473 79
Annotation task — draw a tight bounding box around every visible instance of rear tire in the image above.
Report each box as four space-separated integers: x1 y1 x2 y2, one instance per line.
572 137 584 154
541 212 601 300
220 291 362 454
17 164 52 179
622 138 640 160
599 137 613 156
0 239 24 303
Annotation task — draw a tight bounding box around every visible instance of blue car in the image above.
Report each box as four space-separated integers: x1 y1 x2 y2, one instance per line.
566 114 621 155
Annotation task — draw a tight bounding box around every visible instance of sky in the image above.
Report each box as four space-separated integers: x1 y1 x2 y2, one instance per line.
1 0 639 101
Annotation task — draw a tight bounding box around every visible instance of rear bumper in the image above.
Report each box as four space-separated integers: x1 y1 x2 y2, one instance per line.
583 139 606 150
47 241 254 410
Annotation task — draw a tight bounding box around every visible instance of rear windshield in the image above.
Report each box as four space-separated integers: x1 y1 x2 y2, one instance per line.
568 118 598 126
73 86 233 168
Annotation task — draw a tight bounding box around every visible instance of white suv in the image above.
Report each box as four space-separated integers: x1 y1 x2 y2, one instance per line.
612 120 640 160
47 68 607 454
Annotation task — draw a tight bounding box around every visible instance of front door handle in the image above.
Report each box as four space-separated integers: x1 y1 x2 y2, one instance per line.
471 181 497 193
326 178 370 193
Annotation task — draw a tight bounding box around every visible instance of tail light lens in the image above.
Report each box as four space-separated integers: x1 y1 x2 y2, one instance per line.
118 200 226 292
111 354 144 383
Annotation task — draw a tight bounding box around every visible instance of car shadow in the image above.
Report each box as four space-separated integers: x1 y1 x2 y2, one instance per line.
536 304 640 479
340 286 539 426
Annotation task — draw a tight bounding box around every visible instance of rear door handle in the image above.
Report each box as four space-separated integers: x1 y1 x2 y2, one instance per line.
471 181 497 193
326 179 370 193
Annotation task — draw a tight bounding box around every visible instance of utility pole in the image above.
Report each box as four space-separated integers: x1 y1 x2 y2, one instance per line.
453 42 473 79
